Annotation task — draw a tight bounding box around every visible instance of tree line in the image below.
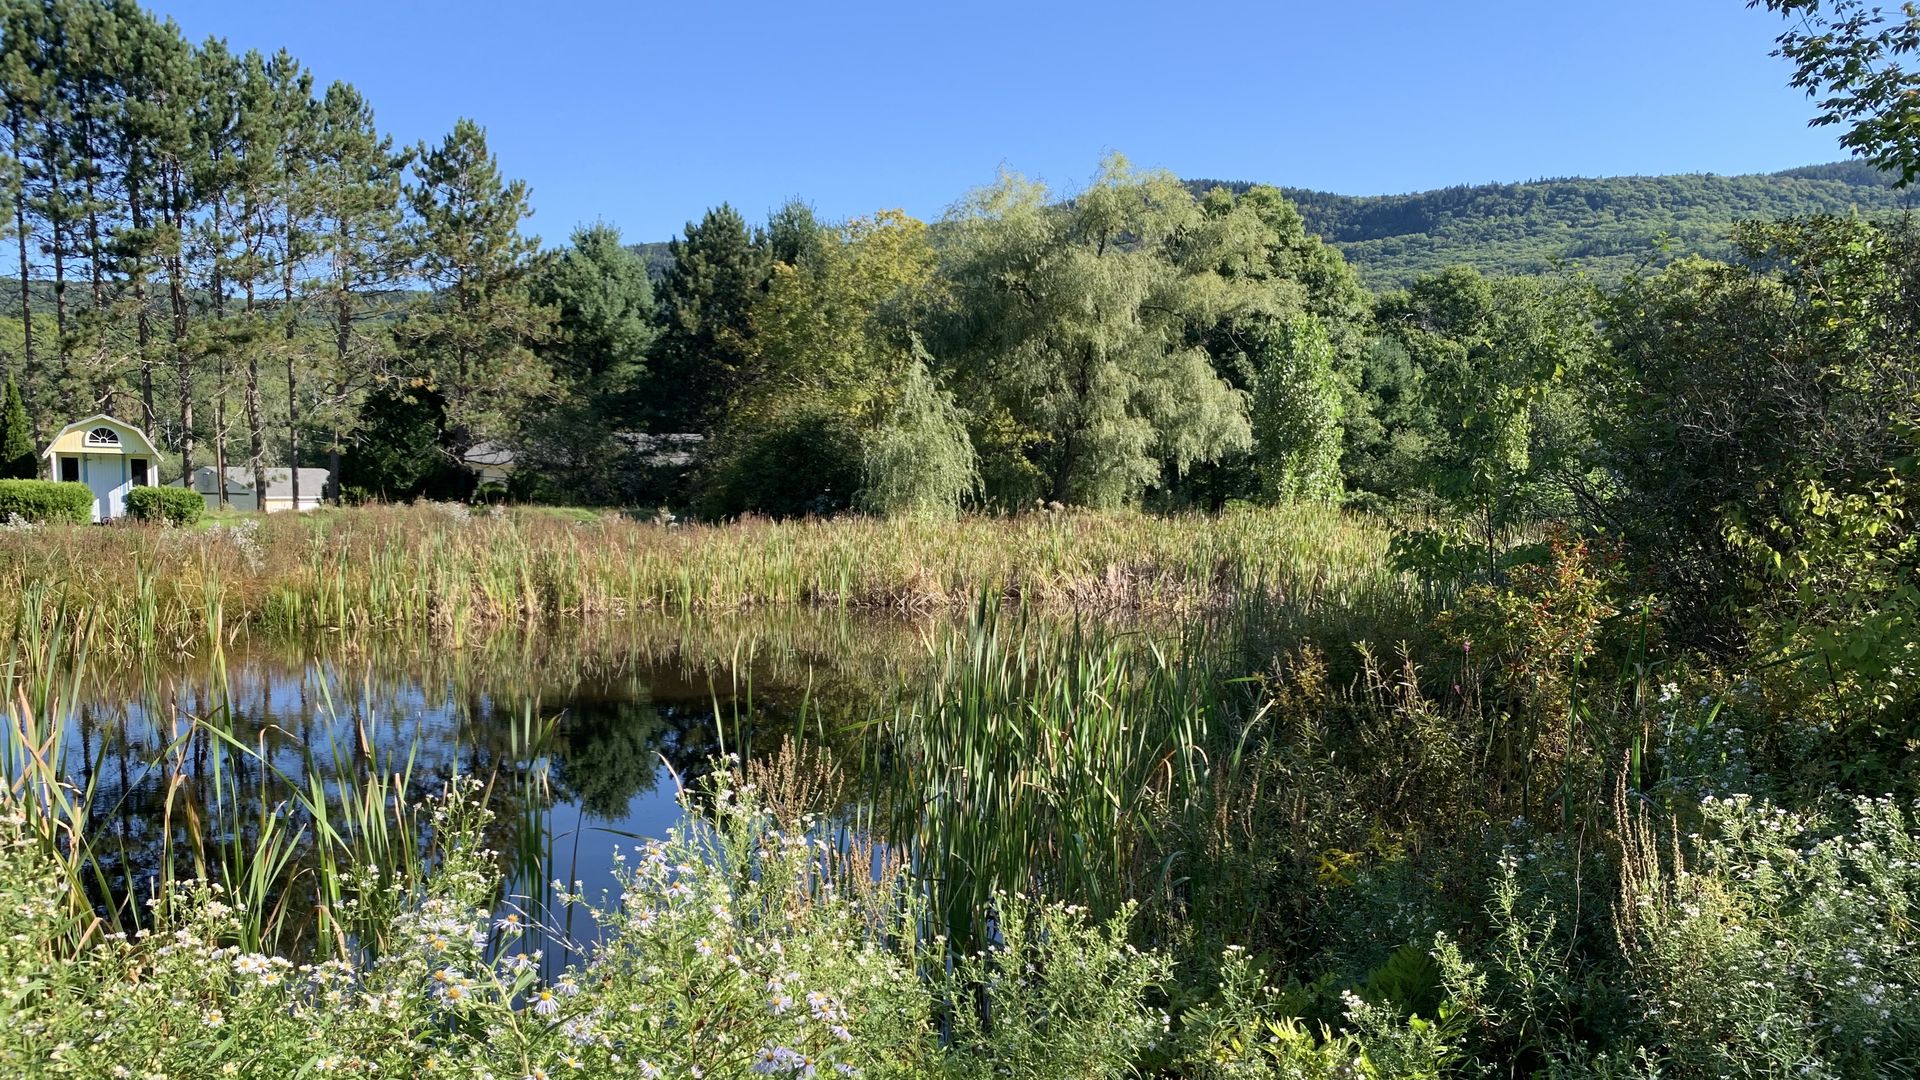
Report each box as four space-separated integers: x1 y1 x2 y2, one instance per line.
0 0 544 504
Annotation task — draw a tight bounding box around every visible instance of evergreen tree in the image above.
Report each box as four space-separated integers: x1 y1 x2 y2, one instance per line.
263 48 320 506
309 79 407 500
191 34 244 505
0 377 34 478
534 221 655 408
0 0 52 431
339 381 462 501
648 203 762 433
760 198 823 269
398 118 553 468
520 221 657 503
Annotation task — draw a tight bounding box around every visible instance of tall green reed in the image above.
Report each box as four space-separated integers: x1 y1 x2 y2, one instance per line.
872 598 1255 948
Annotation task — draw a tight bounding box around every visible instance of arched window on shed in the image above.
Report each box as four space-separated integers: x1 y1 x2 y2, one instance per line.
85 427 122 448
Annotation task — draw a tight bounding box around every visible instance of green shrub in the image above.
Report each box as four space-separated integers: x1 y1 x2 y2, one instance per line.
0 479 94 524
124 484 205 526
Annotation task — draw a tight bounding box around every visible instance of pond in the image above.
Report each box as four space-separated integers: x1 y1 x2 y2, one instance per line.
30 610 945 971
18 600 1224 971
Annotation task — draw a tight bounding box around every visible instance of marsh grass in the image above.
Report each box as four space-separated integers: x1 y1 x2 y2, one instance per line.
868 598 1265 948
0 502 1415 658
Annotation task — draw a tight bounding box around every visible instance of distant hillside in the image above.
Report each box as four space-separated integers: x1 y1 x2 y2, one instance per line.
1191 162 1917 287
630 241 674 280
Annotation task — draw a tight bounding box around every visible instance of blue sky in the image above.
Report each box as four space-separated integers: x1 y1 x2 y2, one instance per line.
147 0 1844 246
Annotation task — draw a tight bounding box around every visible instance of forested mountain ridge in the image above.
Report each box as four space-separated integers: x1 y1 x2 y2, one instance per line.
626 164 1914 290
1192 163 1916 286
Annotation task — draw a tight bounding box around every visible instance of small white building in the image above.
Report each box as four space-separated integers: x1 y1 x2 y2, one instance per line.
184 466 329 513
41 414 162 522
462 442 517 488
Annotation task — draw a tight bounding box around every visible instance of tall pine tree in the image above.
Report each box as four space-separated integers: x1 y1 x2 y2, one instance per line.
310 79 407 501
398 118 552 470
519 222 657 503
648 203 762 434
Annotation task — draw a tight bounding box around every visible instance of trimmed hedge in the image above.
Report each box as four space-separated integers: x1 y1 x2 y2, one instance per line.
125 485 205 526
0 479 95 524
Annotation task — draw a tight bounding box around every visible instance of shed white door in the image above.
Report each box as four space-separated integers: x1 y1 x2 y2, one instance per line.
83 456 122 522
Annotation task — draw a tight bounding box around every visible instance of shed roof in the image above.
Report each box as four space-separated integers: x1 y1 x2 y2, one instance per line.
41 414 161 458
463 442 517 468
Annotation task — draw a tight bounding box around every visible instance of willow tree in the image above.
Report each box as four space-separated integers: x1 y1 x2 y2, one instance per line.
858 347 976 519
937 155 1250 508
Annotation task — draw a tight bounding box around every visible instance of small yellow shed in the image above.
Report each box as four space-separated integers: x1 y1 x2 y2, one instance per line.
41 414 162 523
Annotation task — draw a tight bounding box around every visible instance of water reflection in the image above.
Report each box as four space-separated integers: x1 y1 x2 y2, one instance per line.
47 609 930 962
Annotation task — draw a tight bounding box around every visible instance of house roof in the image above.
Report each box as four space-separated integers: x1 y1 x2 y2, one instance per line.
41 414 161 458
463 442 517 468
185 466 330 499
616 432 704 468
459 433 706 472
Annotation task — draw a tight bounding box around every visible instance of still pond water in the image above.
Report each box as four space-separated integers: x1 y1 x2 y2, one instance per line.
50 610 956 966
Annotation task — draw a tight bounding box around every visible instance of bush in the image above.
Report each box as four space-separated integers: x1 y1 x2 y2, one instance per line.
124 484 205 526
0 479 94 524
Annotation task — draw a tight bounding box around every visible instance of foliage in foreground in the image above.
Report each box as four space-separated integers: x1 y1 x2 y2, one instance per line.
0 767 1438 1080
4 752 1916 1078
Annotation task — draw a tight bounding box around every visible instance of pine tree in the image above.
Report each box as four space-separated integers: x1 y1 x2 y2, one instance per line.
264 49 319 505
520 222 657 503
0 0 51 432
649 203 762 434
0 377 36 479
398 118 552 467
310 79 407 501
535 221 655 408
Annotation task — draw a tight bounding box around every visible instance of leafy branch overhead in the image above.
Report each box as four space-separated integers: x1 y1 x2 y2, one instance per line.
1760 0 1920 184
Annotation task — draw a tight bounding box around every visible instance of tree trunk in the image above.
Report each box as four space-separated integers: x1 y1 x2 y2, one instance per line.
211 195 228 508
12 126 34 436
329 235 352 505
284 207 300 507
51 212 69 414
128 171 155 431
81 117 104 313
165 166 193 484
244 280 267 507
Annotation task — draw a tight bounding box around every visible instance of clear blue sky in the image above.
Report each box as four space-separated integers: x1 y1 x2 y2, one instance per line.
146 0 1843 246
